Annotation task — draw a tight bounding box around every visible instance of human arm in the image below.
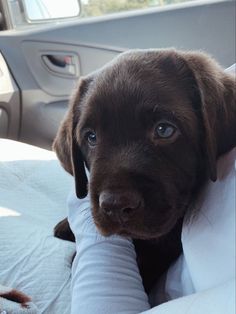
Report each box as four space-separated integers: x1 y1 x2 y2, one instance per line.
68 190 150 314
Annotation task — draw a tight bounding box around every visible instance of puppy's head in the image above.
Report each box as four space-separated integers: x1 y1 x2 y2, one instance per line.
53 49 236 239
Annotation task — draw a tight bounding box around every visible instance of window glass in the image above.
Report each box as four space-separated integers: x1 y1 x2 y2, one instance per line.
6 0 220 29
80 0 199 18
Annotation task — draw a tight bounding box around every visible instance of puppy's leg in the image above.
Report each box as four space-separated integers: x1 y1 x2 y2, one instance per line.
54 217 75 242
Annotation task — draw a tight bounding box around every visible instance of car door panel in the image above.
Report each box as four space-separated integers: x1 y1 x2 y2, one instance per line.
1 35 121 148
0 52 20 139
21 41 121 96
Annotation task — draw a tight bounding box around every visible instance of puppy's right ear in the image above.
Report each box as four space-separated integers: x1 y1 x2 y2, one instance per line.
53 78 90 198
180 52 236 182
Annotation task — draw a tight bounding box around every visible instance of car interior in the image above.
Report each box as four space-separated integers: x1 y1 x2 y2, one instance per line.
0 0 235 149
0 0 235 313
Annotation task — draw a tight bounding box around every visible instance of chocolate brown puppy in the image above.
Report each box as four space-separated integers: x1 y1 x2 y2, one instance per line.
53 49 236 292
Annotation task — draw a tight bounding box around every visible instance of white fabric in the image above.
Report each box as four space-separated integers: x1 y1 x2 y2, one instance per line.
0 139 74 314
143 279 235 314
68 148 235 314
68 194 150 314
225 63 236 75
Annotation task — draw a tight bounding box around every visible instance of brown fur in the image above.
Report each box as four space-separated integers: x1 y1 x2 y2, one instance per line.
53 49 236 291
0 289 31 308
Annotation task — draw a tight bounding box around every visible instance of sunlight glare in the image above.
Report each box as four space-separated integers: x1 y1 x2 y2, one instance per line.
0 207 21 217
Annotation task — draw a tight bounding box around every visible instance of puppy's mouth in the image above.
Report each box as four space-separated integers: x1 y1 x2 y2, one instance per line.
92 207 179 240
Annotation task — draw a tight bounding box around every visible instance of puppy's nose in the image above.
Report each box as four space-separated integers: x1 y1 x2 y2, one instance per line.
99 190 142 222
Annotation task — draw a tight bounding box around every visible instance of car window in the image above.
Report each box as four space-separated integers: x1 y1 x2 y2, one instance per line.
5 0 222 30
81 0 199 18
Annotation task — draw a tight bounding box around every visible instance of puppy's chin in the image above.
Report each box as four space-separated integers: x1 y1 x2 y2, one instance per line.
93 216 179 240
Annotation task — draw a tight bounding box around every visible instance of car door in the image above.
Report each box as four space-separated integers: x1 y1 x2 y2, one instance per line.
0 0 235 149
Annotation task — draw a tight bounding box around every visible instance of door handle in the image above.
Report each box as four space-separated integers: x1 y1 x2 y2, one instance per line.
42 54 79 77
46 55 69 67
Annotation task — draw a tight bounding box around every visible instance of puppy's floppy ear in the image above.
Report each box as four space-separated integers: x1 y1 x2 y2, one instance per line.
71 118 88 199
53 78 91 198
181 52 236 181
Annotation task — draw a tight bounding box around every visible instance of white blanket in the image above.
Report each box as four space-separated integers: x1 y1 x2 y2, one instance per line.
0 139 74 314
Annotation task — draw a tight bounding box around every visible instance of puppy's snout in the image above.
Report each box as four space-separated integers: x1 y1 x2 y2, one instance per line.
99 190 142 222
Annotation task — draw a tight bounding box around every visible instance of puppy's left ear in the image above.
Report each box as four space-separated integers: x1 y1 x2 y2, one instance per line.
182 52 236 181
53 78 91 198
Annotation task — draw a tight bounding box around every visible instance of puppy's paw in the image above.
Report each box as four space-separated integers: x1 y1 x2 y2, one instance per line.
54 218 75 242
0 288 31 308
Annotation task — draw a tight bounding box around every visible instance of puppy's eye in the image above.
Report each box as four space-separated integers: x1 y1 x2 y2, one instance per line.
85 131 97 146
154 123 176 139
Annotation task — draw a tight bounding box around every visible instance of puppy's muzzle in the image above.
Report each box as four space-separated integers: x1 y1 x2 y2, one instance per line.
99 190 143 223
